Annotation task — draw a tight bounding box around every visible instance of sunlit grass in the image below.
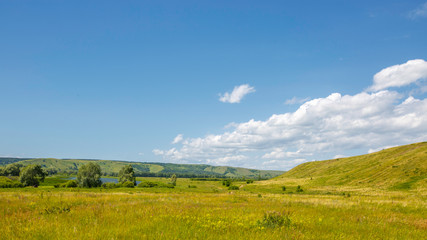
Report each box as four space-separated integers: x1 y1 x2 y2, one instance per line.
1 179 425 239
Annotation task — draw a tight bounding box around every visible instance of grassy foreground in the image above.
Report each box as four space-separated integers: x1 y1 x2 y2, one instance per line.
1 180 426 239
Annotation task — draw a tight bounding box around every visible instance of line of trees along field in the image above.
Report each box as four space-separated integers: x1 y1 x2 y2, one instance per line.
0 162 179 189
0 157 284 179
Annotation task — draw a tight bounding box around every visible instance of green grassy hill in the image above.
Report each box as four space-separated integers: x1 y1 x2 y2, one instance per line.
273 142 427 190
0 157 284 179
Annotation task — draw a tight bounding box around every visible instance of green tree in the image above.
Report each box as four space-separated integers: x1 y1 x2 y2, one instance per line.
170 174 177 186
77 163 102 188
19 164 47 187
2 163 23 176
118 165 136 185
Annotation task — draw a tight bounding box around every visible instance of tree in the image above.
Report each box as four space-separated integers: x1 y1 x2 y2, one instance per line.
118 165 136 185
19 164 47 187
77 163 102 188
2 163 23 176
170 174 177 186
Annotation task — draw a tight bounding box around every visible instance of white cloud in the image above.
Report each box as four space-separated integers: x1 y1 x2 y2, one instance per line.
262 148 310 159
172 134 184 144
284 97 310 105
152 149 164 155
154 60 427 170
206 155 247 165
262 159 308 170
219 84 255 103
409 2 427 19
368 59 427 91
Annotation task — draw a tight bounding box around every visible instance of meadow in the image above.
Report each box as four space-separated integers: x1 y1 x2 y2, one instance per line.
1 176 426 240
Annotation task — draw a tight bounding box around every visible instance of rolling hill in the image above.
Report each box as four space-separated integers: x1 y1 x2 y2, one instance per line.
0 157 284 179
273 142 427 190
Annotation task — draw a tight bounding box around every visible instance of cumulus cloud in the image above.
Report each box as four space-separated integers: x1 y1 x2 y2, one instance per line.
154 60 427 170
219 84 255 103
408 2 427 19
172 134 184 144
367 59 427 91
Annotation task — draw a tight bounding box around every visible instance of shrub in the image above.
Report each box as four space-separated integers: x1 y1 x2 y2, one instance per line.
137 181 158 188
0 177 24 188
61 180 78 188
137 181 174 188
188 185 197 188
282 186 286 191
228 185 239 190
246 179 254 184
258 211 292 228
169 174 177 186
296 185 304 192
121 181 135 188
222 179 232 187
158 183 175 188
102 182 118 189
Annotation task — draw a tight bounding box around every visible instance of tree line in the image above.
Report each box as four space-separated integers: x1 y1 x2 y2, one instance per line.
0 162 141 188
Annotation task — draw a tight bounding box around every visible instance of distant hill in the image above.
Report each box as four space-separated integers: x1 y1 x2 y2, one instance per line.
274 142 427 190
0 157 284 179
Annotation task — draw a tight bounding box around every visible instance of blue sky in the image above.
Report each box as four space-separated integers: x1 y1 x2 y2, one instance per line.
1 1 427 170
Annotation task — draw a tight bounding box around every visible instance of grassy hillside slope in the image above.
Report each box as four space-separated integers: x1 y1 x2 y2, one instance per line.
274 142 427 190
0 158 284 179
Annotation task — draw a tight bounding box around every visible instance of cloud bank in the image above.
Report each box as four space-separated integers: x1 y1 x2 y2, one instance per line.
219 84 255 103
154 60 427 170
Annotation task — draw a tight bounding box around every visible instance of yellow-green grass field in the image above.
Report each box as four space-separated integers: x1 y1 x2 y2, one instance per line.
1 177 426 240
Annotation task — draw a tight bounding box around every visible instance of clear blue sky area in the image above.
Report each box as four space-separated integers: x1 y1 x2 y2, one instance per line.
1 1 427 170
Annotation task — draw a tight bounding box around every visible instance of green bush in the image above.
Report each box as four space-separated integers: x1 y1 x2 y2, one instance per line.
246 179 254 184
137 181 174 188
61 180 78 188
0 177 24 188
222 179 232 187
228 185 239 190
258 211 292 228
188 185 197 188
296 185 303 192
170 174 177 186
102 182 118 189
282 186 286 191
121 181 135 188
137 181 158 188
158 183 175 188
